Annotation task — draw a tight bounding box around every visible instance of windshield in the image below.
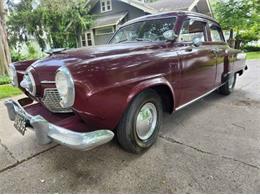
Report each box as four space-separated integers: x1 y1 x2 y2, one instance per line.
109 17 176 44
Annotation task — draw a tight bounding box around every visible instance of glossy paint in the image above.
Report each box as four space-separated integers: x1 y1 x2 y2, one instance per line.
13 11 247 131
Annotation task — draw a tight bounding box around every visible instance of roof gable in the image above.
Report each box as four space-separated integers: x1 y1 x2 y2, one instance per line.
148 0 212 15
87 0 213 17
148 0 195 12
87 0 156 14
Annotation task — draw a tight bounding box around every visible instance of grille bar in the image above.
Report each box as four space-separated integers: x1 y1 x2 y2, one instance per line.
42 88 72 113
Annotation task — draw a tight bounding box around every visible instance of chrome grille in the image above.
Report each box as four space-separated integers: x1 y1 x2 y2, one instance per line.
42 88 72 113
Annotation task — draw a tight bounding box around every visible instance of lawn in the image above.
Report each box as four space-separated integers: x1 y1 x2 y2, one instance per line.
0 85 22 100
246 52 260 60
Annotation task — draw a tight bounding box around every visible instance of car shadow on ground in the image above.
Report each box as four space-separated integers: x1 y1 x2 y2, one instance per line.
50 91 225 170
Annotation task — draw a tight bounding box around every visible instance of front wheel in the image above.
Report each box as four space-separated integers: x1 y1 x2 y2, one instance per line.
117 89 163 154
219 73 237 95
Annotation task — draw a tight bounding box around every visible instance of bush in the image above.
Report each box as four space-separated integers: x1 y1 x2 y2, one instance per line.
11 42 45 62
242 45 260 52
11 50 27 62
0 75 11 85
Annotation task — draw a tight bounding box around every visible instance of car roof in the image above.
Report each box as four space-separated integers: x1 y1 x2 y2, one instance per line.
122 11 220 27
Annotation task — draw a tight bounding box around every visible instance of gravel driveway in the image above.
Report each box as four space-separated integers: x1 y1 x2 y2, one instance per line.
0 60 259 193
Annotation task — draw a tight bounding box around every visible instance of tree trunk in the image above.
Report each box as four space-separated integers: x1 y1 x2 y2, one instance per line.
235 39 242 49
0 0 11 75
227 29 235 48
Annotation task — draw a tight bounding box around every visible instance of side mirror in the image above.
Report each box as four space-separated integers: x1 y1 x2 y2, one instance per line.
163 30 178 42
192 37 203 47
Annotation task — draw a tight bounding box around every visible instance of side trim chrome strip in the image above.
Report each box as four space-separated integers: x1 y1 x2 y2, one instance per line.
175 85 224 111
41 81 56 84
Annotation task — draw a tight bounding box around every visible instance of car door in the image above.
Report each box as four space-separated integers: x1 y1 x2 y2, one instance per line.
176 18 217 107
208 23 229 87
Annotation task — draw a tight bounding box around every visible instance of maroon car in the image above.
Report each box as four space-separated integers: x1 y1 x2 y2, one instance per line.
5 11 247 153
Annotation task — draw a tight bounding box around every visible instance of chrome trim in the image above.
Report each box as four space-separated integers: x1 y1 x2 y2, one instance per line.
41 80 56 84
55 66 75 108
237 53 247 60
136 103 157 140
9 64 18 87
28 70 36 96
4 99 114 151
20 67 36 96
42 88 72 113
175 85 223 111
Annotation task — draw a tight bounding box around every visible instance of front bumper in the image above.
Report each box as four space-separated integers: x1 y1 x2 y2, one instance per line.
4 99 114 151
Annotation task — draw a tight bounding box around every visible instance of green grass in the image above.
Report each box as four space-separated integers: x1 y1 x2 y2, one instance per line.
0 75 11 85
0 85 22 100
246 52 260 60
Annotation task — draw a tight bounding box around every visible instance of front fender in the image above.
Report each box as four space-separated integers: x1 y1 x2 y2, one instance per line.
73 76 175 130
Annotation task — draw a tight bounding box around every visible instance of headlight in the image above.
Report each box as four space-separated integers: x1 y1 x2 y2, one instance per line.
55 66 75 108
9 64 18 87
20 67 36 96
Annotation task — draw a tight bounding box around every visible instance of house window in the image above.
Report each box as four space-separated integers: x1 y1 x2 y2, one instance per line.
81 34 86 46
96 26 114 36
100 0 112 13
81 31 95 47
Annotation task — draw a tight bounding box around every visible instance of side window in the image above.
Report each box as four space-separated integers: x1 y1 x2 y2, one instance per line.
210 26 225 42
179 19 207 42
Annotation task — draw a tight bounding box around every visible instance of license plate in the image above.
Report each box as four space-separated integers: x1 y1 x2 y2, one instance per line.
14 112 27 135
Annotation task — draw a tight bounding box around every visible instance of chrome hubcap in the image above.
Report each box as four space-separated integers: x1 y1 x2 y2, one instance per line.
228 75 235 89
136 103 157 140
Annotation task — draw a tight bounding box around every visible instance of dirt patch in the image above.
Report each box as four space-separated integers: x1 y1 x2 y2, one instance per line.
232 99 260 107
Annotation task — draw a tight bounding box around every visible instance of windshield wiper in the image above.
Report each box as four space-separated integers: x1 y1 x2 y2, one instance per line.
45 48 66 55
117 39 128 43
136 38 153 42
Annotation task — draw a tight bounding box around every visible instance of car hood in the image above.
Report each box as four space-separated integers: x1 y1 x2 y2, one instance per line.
31 42 163 81
33 42 163 68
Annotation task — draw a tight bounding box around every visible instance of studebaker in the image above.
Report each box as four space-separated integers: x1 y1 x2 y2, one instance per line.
5 11 247 153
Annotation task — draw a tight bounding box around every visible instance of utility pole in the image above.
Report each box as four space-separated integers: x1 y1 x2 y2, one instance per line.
0 0 11 75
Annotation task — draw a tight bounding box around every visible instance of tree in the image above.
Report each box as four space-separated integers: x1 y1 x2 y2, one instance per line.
7 0 92 51
213 0 260 49
0 0 11 75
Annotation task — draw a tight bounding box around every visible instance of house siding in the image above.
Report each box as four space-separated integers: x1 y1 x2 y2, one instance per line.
90 0 148 20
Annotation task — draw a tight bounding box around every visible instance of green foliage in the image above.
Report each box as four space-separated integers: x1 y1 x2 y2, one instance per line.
10 42 45 62
11 50 26 62
213 0 260 47
242 45 260 52
0 85 22 99
6 0 92 50
0 75 11 85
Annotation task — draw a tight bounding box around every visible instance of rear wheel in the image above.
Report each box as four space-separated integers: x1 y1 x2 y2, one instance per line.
117 89 163 154
219 73 237 95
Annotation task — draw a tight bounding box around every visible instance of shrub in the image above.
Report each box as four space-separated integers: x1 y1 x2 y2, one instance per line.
242 45 260 52
11 50 27 62
0 75 11 85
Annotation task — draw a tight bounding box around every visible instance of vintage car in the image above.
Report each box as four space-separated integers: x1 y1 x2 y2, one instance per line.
5 11 247 153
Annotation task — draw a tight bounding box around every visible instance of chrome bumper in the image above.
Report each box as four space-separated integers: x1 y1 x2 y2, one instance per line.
4 99 114 151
